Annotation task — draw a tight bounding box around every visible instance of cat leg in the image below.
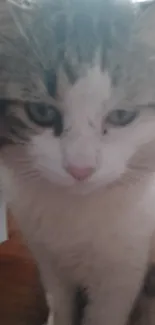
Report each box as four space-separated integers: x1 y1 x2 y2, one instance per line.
43 314 53 325
44 313 53 325
41 275 74 325
83 262 147 325
129 233 155 325
52 278 74 325
42 280 73 325
129 264 155 325
40 268 74 325
44 293 54 325
33 248 74 325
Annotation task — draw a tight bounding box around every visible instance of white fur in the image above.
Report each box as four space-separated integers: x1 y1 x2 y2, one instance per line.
2 58 155 325
29 67 155 194
2 0 155 324
2 162 155 325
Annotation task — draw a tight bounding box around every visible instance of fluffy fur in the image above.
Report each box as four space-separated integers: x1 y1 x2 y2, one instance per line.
1 1 155 324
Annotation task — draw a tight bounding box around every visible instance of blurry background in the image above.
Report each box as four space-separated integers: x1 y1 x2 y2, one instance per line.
0 209 48 325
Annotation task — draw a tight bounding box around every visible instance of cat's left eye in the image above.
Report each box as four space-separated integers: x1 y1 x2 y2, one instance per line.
25 103 63 136
106 109 138 127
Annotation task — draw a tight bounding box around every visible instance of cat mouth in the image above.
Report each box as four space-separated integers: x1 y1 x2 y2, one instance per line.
45 172 97 194
59 175 99 195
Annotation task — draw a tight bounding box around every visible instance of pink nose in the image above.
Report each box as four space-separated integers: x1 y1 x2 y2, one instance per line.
66 165 95 181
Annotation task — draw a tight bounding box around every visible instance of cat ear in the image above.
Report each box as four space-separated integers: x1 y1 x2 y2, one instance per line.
133 2 155 51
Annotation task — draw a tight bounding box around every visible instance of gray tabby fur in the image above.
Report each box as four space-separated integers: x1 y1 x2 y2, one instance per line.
0 0 134 99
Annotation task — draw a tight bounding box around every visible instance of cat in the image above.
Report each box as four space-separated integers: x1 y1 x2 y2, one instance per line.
1 0 155 324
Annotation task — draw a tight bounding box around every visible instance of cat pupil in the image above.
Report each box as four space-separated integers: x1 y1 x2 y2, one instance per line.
118 110 126 120
38 106 48 117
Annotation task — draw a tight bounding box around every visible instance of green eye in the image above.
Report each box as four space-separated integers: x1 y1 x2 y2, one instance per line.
25 103 63 136
106 109 138 127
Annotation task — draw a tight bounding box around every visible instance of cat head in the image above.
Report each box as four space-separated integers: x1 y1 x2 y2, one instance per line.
1 0 155 194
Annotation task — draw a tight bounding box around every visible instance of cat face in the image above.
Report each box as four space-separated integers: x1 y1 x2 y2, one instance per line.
26 67 152 189
1 60 155 194
1 0 155 194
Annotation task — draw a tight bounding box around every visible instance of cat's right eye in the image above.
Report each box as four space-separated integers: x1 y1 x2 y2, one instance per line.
25 103 63 136
106 109 138 127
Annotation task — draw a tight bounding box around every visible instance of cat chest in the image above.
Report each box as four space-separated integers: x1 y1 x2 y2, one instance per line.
27 186 153 276
12 179 155 281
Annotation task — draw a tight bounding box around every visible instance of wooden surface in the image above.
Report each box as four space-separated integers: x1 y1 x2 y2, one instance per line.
0 211 48 325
